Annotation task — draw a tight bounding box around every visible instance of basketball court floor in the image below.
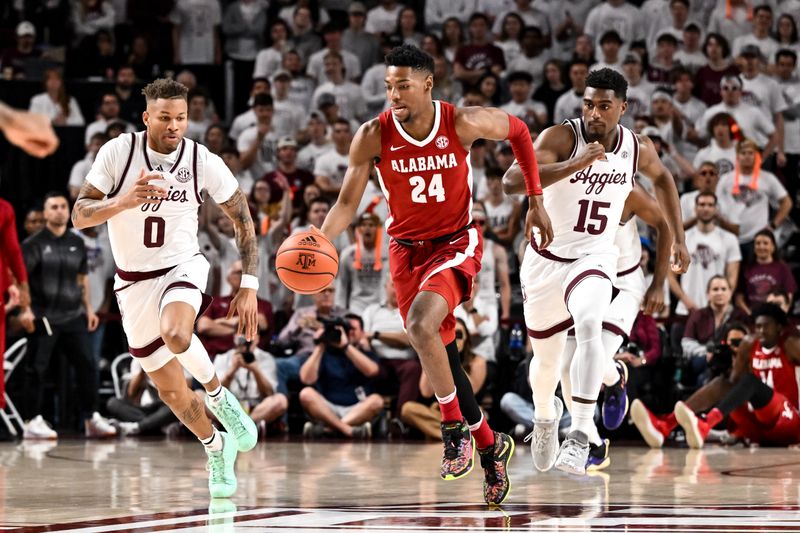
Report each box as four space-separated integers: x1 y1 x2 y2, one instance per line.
1 439 799 532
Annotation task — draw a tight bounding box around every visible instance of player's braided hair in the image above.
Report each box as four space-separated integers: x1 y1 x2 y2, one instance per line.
385 44 434 75
142 78 189 102
752 303 788 327
585 68 628 101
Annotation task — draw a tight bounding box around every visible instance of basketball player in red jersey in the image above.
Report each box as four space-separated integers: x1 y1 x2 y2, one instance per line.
672 303 800 448
318 45 551 506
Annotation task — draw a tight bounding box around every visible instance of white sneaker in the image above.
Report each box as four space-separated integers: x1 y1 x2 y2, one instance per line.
554 430 591 475
118 421 140 436
23 415 58 440
525 397 563 471
85 412 118 438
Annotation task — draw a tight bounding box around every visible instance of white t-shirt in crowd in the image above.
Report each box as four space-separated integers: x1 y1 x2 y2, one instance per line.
310 81 367 121
676 225 741 315
365 4 404 35
693 141 736 177
716 169 789 243
306 47 362 83
214 348 279 403
237 125 278 179
29 93 85 126
697 102 775 148
297 142 333 173
313 149 349 189
170 0 222 64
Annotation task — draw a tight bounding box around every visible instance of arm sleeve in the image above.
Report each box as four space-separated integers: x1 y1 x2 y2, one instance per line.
0 202 27 283
86 136 127 195
204 151 240 204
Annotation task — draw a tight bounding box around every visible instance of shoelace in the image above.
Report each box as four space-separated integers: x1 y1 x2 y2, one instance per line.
442 426 464 461
480 450 500 485
217 399 247 436
207 452 226 483
524 423 554 455
560 438 587 464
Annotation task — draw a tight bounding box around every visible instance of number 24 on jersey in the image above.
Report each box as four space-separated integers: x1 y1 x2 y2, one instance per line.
409 173 445 203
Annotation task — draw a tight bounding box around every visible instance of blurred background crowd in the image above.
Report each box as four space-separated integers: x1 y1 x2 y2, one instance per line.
0 0 798 444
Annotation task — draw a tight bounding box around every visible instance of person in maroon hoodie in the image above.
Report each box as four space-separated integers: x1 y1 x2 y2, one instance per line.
0 199 31 409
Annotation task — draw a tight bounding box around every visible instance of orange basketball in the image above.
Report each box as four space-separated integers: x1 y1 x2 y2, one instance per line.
276 231 339 294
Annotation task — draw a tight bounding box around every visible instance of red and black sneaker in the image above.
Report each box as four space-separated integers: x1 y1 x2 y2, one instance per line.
440 419 474 480
478 431 515 506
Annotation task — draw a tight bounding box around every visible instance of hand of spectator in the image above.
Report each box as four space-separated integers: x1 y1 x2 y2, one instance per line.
19 307 35 333
6 285 20 310
615 351 638 365
0 105 59 158
335 326 348 349
273 173 291 191
119 169 167 210
683 296 699 313
232 352 245 370
257 122 270 139
642 283 665 315
216 316 238 328
777 152 787 167
87 310 99 332
671 241 691 274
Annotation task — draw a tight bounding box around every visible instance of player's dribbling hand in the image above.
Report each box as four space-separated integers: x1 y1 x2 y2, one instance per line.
577 141 606 166
670 241 691 274
526 194 554 249
119 169 167 209
642 284 665 315
227 287 258 341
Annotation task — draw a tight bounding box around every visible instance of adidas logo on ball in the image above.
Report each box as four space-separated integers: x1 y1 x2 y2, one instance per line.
298 235 320 247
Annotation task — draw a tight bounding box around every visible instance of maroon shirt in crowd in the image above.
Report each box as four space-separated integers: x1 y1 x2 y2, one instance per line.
741 261 797 308
454 44 506 74
693 63 740 106
199 295 273 358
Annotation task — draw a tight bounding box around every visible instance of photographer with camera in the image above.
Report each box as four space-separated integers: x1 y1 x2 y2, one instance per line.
298 313 383 439
682 276 750 386
210 333 288 432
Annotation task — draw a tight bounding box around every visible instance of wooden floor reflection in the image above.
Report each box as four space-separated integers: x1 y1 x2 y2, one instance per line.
2 439 800 531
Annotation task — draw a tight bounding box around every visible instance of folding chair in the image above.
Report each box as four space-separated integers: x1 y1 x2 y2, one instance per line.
2 338 28 436
110 352 132 400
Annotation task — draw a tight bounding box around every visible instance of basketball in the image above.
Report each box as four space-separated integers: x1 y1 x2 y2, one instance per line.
276 231 339 294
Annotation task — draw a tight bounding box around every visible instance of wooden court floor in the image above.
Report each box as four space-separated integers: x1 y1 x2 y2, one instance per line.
1 439 800 532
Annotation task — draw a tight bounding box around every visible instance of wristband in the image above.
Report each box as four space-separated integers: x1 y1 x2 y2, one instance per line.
240 274 259 290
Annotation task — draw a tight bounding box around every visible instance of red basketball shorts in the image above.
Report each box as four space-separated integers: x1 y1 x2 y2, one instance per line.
389 225 483 345
729 392 800 446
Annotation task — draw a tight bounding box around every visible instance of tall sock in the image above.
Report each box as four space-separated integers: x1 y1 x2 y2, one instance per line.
437 389 462 422
571 400 601 445
207 384 223 404
201 427 223 452
470 414 495 449
530 331 567 420
445 341 482 425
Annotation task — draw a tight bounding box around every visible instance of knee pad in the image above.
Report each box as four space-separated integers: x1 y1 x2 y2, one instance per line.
175 334 216 384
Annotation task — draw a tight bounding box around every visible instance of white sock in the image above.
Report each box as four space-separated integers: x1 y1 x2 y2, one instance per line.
435 389 457 403
201 428 223 452
207 384 224 403
530 331 566 421
570 401 601 445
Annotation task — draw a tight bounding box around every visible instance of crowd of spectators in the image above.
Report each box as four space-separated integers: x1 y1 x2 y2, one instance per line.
1 0 799 442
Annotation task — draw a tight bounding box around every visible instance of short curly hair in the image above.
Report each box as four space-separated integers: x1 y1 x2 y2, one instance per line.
585 68 628 101
752 302 788 327
385 44 434 75
142 78 188 102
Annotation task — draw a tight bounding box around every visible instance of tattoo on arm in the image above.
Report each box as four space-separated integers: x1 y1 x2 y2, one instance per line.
180 396 204 425
72 181 105 224
220 189 258 276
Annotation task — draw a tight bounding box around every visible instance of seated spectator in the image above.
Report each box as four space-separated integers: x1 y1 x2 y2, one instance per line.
680 163 723 231
185 89 212 142
313 119 352 198
394 7 424 47
0 21 42 80
310 52 367 122
364 277 421 416
29 69 84 126
299 314 382 439
716 140 792 252
204 124 228 156
455 277 497 364
275 283 347 392
84 93 134 145
68 133 108 201
693 113 736 177
614 310 662 400
682 276 750 385
127 36 159 88
237 93 278 179
220 147 254 195
336 212 387 314
499 71 547 130
229 77 270 142
197 260 273 358
113 65 145 125
296 112 332 173
735 229 798 315
210 334 288 432
400 319 486 439
669 192 741 319
261 137 314 216
363 35 403 116
106 359 178 436
306 23 362 84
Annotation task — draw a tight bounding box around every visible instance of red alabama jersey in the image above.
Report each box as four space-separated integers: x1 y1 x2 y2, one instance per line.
375 100 473 241
751 337 800 410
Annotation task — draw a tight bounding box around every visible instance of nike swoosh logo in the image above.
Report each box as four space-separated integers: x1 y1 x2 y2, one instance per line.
449 236 464 245
390 145 405 151
497 439 510 459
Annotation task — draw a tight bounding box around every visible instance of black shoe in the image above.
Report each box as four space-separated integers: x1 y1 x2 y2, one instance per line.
478 432 515 506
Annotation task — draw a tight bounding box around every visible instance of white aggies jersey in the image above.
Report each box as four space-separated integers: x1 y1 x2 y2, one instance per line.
615 218 642 274
86 131 239 272
539 119 639 259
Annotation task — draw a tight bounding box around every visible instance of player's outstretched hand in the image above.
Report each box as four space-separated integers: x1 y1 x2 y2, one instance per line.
526 194 554 249
228 288 258 341
119 169 167 209
2 108 59 158
577 141 607 166
671 241 691 274
642 283 665 315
